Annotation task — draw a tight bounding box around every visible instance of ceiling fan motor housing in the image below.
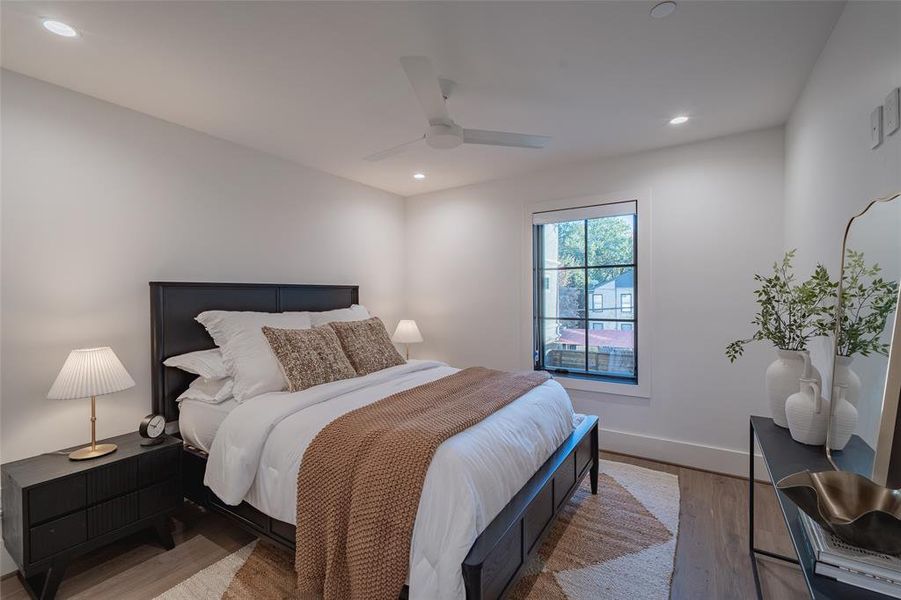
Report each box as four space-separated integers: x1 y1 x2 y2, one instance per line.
426 122 463 149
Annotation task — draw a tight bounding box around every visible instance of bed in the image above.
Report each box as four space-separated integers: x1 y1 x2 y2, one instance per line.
150 281 599 600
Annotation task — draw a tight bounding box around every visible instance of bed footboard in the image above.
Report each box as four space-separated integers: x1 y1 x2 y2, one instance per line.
461 415 600 600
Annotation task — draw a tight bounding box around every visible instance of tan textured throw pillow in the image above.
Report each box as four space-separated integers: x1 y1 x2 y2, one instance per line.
261 325 357 392
329 317 406 376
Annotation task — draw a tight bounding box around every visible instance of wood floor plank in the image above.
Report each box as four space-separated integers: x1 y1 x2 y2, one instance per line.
0 575 30 600
599 452 805 600
2 455 806 599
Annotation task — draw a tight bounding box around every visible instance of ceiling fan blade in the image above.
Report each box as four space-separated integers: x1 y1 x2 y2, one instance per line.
462 129 551 149
363 135 426 161
399 56 450 126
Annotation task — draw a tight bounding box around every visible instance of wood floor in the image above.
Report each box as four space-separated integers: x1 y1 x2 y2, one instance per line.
609 453 807 600
1 452 807 600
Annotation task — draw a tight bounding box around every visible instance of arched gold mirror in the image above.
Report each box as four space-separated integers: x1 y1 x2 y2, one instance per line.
826 192 901 482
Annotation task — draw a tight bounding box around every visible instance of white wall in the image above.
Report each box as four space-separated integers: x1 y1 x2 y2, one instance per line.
0 69 405 468
405 127 786 476
0 70 406 573
784 2 901 443
785 2 901 274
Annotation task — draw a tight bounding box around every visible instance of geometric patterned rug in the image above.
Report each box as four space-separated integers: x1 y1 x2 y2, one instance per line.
155 459 679 600
509 460 679 599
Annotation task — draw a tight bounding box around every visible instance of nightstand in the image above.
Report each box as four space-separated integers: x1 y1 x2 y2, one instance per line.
1 432 182 599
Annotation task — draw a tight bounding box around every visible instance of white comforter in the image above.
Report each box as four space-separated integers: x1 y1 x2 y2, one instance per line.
205 360 575 600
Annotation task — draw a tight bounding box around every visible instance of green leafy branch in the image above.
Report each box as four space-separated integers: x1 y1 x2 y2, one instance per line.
725 250 836 362
836 249 899 357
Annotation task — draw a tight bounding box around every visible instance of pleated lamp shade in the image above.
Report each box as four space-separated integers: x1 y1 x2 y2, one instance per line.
391 320 423 344
47 347 136 400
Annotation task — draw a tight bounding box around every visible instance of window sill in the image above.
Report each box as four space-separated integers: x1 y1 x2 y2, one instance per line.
552 373 650 398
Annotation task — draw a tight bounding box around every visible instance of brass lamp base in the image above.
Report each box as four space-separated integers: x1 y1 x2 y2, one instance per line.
68 394 117 460
69 443 117 461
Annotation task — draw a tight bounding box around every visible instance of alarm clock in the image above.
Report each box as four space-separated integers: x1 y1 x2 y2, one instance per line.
139 413 167 446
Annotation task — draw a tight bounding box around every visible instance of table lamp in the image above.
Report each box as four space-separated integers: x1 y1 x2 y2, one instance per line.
391 320 423 360
47 347 136 460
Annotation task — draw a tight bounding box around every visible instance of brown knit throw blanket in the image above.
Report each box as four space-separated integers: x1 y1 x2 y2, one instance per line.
294 367 550 600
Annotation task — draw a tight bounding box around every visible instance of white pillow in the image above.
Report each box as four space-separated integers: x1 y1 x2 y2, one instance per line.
177 377 234 404
308 304 370 327
196 310 312 402
163 349 228 380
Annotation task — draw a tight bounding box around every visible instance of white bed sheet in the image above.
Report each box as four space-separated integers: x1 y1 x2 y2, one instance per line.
178 398 238 453
204 360 576 600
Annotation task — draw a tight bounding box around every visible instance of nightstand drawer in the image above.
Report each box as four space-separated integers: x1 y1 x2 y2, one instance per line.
139 446 180 487
139 478 180 518
28 476 86 525
29 511 86 562
87 492 139 538
86 458 138 504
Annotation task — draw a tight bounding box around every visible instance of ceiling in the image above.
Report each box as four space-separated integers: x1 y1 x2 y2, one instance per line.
1 1 843 196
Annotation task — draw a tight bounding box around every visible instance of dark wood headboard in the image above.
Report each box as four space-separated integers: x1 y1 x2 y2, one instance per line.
150 282 359 422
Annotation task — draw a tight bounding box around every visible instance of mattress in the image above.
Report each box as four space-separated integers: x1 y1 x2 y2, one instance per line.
178 398 238 453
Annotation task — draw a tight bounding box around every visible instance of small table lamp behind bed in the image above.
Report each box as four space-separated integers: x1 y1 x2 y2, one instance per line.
392 319 423 360
48 346 136 460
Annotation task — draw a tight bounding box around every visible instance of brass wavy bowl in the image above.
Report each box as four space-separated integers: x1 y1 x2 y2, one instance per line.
777 470 901 554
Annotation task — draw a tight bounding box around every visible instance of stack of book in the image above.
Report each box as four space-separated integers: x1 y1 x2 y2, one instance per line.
800 511 901 597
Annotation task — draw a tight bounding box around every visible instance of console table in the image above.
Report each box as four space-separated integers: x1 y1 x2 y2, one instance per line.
749 416 892 599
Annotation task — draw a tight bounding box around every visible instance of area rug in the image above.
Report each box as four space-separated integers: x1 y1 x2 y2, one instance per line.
155 459 679 600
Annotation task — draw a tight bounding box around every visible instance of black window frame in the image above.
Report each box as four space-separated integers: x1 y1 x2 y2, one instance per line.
533 206 638 384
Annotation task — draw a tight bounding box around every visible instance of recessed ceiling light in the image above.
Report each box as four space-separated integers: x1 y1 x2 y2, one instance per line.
413 173 426 180
42 19 78 38
650 1 677 18
669 115 689 125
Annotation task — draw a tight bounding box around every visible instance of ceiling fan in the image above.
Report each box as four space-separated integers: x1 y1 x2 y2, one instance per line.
364 56 551 161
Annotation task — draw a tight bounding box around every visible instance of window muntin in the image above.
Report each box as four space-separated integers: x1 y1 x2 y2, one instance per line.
533 201 638 383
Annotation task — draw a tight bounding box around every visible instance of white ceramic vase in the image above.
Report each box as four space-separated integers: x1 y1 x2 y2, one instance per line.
786 378 829 445
766 350 822 428
828 385 858 451
833 355 862 407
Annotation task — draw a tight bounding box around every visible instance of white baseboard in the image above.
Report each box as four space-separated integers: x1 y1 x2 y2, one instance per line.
599 426 770 481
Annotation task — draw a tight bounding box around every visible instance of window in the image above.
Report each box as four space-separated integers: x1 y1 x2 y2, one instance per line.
533 200 638 383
